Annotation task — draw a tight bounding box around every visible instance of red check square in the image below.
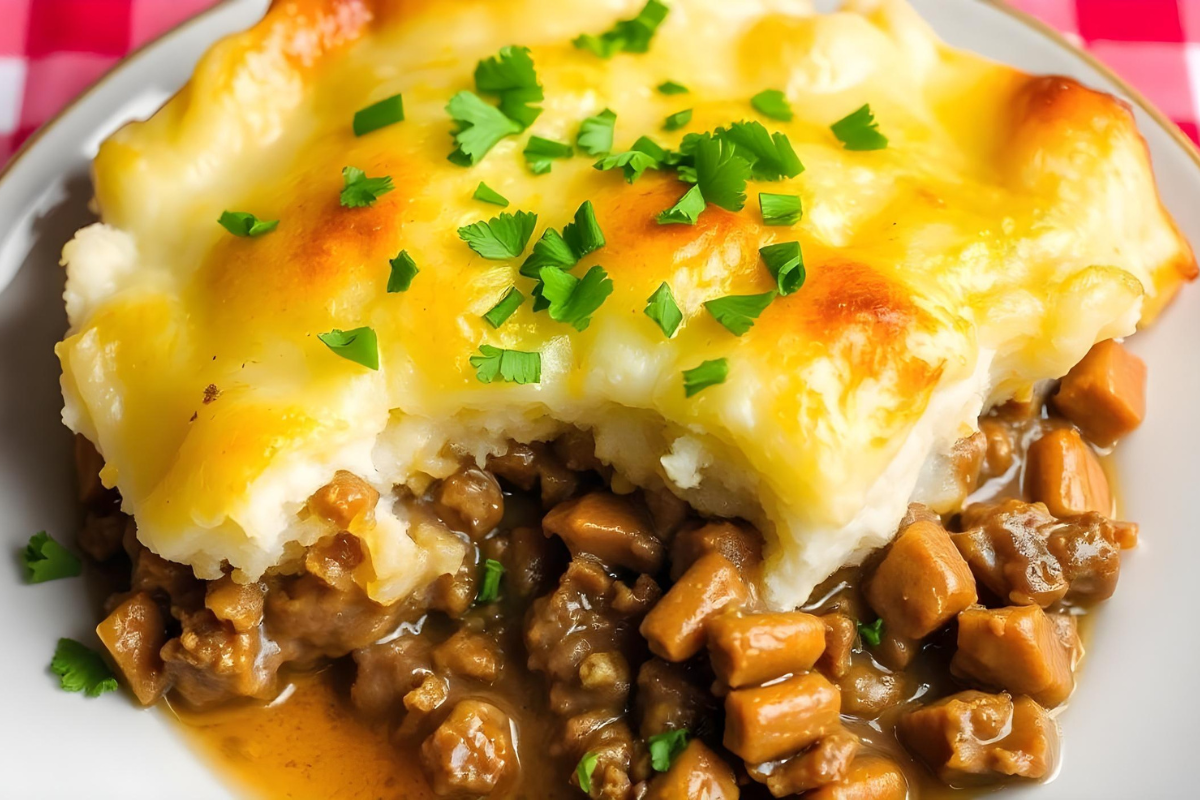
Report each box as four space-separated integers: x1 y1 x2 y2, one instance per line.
1076 0 1185 42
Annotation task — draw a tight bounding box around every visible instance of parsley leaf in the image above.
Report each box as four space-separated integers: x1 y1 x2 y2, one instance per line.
353 93 404 136
759 192 802 226
318 327 380 370
458 210 538 260
484 287 524 328
520 201 605 278
446 91 523 166
524 135 573 175
858 618 884 647
694 135 751 212
22 532 81 583
339 166 394 208
663 109 693 131
657 80 689 95
595 148 660 183
648 729 690 772
712 121 803 181
704 291 775 335
831 104 888 151
540 265 614 331
759 242 806 295
470 345 541 384
656 184 705 225
574 0 669 58
751 89 793 122
387 251 419 293
476 559 505 603
577 109 617 156
644 282 683 338
474 46 544 129
51 638 118 697
218 211 278 237
683 358 728 397
577 751 600 792
473 182 509 207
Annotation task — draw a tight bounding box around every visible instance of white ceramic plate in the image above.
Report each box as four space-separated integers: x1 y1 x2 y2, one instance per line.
1 1 1196 797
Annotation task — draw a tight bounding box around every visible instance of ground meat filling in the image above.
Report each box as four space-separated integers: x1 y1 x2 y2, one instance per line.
81 339 1147 798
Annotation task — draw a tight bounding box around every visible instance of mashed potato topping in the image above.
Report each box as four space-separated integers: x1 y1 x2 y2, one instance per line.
57 0 1194 608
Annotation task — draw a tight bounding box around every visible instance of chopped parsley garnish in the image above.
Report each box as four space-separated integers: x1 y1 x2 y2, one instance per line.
632 135 671 162
595 149 660 183
218 211 278 237
458 210 538 260
657 80 689 95
831 104 888 151
858 618 884 647
692 135 750 212
473 182 510 207
759 192 802 226
524 135 573 175
644 282 683 338
759 242 806 295
540 265 614 331
352 93 405 136
318 327 380 370
705 291 775 335
447 91 523 166
520 201 605 277
577 109 617 156
339 166 394 208
656 184 705 225
704 121 804 181
387 250 419 293
50 638 118 697
663 109 693 131
683 358 728 397
751 89 793 122
476 558 505 604
573 0 669 58
648 729 690 772
474 45 544 129
576 752 600 793
22 532 81 583
484 287 524 328
471 345 541 385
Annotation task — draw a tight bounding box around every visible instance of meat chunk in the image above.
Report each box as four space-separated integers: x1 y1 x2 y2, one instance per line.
836 656 912 719
956 500 1125 604
669 521 761 580
1025 428 1111 517
432 466 504 538
898 691 1058 785
724 672 841 763
978 418 1015 480
162 609 280 706
96 592 168 705
1051 339 1146 446
645 740 739 800
635 658 717 738
307 470 379 529
420 700 516 796
707 611 826 688
817 613 856 680
432 629 501 683
488 442 578 506
805 756 908 800
403 674 449 715
865 519 976 640
641 552 749 662
205 576 265 634
747 728 859 797
304 531 365 592
951 605 1075 708
504 525 565 598
350 636 433 716
543 491 665 573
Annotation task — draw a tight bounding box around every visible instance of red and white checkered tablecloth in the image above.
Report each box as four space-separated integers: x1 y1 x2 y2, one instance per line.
1 0 1198 166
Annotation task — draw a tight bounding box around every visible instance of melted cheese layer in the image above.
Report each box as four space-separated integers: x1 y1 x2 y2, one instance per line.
57 0 1195 608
